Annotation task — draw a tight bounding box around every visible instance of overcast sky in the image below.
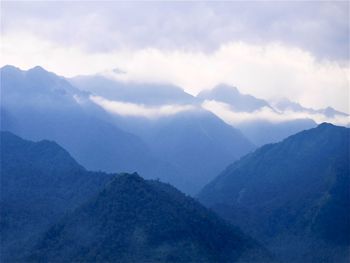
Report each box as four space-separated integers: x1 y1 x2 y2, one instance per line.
1 1 349 113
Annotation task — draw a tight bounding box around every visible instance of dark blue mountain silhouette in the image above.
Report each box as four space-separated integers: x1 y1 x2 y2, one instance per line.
198 123 350 263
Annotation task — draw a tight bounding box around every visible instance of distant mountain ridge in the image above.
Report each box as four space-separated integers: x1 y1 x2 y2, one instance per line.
198 123 350 263
0 65 189 192
70 74 197 105
1 65 154 173
274 98 349 118
198 84 348 117
198 84 272 112
198 85 318 145
1 64 346 193
1 65 255 194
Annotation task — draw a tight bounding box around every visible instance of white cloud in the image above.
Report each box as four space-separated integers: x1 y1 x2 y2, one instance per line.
1 33 349 113
90 95 195 119
202 100 350 127
109 42 349 114
90 93 349 126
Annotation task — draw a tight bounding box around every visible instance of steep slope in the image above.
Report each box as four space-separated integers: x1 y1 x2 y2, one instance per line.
0 65 177 181
28 173 273 263
198 123 350 263
144 110 255 194
0 131 114 262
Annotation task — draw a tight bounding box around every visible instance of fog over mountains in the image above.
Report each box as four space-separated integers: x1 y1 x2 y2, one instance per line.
1 1 349 262
1 65 254 194
72 70 348 144
1 65 348 193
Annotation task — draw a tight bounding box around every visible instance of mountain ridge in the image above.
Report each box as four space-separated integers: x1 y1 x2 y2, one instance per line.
198 122 350 263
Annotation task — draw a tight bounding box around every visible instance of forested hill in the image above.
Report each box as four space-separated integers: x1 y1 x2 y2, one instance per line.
1 131 272 263
198 123 350 263
28 173 273 263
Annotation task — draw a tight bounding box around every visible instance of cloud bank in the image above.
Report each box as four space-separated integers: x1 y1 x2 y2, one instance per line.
88 93 349 127
90 95 195 119
2 38 349 113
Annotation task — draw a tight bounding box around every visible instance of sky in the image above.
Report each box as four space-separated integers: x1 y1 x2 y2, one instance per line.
1 1 349 113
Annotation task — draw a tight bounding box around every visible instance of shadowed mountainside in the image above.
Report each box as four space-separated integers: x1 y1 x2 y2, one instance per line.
198 123 350 263
1 131 273 263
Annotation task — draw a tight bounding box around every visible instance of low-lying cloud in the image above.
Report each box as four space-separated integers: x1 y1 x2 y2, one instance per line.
90 94 349 126
202 100 350 127
90 95 195 119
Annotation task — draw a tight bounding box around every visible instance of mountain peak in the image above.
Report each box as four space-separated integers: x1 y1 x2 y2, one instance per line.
0 65 49 76
28 65 47 73
321 106 348 117
215 84 240 93
1 131 84 172
317 122 335 128
0 65 24 77
198 84 270 112
1 64 21 71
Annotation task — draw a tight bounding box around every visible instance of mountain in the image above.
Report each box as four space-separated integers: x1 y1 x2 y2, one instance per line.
274 98 349 118
0 65 180 184
1 131 272 263
198 123 350 263
28 173 273 263
320 106 348 118
70 75 197 105
198 84 271 112
0 131 114 262
141 110 255 194
197 84 318 146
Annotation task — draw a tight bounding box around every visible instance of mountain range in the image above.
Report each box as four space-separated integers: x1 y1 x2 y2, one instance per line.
72 73 348 147
1 64 349 263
